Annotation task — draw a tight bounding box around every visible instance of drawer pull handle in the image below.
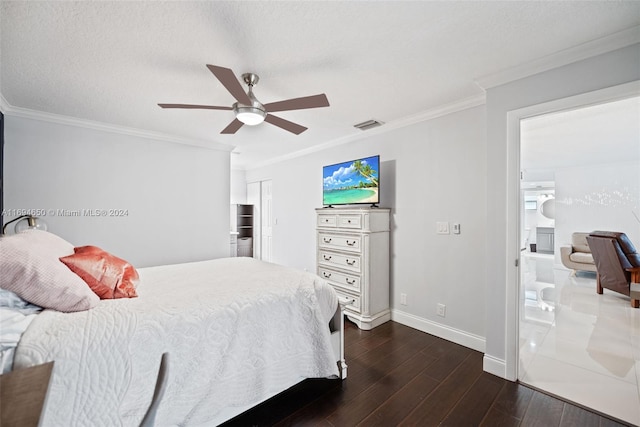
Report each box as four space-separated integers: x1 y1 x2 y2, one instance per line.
325 219 329 222
346 240 355 246
346 278 356 285
347 220 351 223
323 255 332 261
323 237 332 243
346 259 356 266
323 272 332 278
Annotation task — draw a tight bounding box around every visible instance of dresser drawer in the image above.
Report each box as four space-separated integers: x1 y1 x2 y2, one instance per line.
333 288 361 313
317 214 337 227
318 250 361 273
318 232 362 253
337 214 362 229
318 267 361 292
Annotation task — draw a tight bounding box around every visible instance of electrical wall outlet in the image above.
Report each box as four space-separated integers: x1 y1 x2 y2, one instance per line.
400 293 407 305
437 303 446 317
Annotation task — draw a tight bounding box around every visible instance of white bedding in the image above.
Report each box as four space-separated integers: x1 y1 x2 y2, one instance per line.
0 289 43 373
14 257 339 426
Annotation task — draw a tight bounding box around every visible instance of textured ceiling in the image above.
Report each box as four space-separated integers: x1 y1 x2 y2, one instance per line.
1 1 639 169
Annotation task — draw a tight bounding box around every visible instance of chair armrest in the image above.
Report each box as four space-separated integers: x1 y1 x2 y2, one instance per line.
560 246 573 265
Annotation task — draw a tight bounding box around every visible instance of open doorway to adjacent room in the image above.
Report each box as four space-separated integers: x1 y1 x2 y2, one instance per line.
518 95 640 425
247 179 273 262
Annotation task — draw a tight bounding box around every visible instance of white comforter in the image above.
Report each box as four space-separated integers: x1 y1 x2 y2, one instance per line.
14 257 339 426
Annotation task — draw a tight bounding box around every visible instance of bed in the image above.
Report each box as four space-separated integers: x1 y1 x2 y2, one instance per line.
1 231 348 426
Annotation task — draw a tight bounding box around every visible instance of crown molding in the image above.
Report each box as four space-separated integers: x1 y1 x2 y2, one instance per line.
0 94 234 152
475 25 640 90
244 92 486 171
0 93 11 113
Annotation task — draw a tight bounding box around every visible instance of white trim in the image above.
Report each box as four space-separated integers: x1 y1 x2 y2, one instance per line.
483 354 507 379
504 80 640 382
245 93 486 171
505 108 522 382
391 309 485 353
0 95 234 152
476 26 640 89
0 93 10 112
1 89 483 165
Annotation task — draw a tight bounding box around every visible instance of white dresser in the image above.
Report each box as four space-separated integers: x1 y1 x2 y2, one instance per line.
316 207 390 330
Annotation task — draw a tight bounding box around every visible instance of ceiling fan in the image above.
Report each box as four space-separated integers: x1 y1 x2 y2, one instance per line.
158 65 330 135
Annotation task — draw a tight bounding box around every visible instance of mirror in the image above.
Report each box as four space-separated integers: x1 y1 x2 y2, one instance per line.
540 198 556 220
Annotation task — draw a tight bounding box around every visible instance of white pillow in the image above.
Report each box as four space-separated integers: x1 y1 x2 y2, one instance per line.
0 231 99 312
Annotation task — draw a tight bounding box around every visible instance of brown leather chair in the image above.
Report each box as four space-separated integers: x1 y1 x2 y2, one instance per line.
586 231 640 308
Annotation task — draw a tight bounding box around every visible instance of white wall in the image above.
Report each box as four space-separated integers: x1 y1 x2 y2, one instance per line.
246 105 488 346
4 116 231 267
230 168 247 204
485 43 640 378
555 161 640 257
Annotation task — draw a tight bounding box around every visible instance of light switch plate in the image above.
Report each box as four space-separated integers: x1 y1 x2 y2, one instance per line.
437 221 450 234
400 293 407 305
453 223 460 234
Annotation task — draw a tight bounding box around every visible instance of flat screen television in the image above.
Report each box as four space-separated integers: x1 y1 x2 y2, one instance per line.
323 155 380 207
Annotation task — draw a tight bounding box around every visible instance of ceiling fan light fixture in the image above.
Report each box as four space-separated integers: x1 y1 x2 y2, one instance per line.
160 65 329 134
235 105 266 126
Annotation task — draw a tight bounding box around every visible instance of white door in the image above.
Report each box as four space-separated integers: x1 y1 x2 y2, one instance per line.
261 180 273 262
246 182 261 259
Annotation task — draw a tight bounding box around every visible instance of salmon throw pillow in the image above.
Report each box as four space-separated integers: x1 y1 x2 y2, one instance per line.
60 246 139 299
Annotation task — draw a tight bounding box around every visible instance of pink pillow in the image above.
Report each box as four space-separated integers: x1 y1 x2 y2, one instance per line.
60 246 139 299
0 231 99 312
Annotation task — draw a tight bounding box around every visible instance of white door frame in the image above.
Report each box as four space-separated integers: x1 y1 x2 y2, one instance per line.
261 180 273 263
246 182 261 259
504 80 640 380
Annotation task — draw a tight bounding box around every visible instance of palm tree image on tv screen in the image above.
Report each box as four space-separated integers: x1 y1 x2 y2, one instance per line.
323 155 380 206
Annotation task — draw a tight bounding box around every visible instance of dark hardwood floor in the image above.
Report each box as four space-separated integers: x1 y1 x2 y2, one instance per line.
222 321 631 427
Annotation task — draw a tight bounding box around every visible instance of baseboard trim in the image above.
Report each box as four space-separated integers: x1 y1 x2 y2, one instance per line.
483 354 510 380
390 309 485 353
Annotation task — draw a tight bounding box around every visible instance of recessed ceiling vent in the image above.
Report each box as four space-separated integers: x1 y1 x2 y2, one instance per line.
354 119 384 131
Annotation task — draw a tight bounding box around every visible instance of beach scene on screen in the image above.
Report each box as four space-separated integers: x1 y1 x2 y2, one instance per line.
323 156 379 205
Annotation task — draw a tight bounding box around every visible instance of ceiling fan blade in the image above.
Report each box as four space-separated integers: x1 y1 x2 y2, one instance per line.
221 119 244 134
158 103 232 110
263 94 330 113
264 114 307 135
206 65 252 106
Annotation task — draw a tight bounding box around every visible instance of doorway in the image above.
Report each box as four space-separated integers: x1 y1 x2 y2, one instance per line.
516 94 640 424
247 179 273 262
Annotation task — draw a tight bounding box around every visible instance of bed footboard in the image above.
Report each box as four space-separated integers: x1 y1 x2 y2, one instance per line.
330 296 353 379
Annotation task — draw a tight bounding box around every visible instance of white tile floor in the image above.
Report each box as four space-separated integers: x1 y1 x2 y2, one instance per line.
519 252 640 426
